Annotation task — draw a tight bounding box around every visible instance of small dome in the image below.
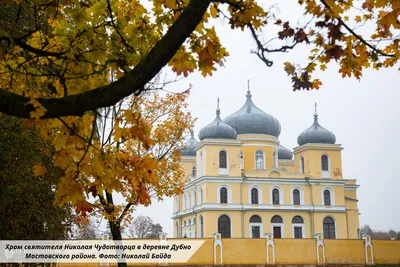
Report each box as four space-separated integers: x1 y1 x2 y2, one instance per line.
278 144 293 160
223 89 281 137
198 101 237 141
297 114 336 146
180 131 198 156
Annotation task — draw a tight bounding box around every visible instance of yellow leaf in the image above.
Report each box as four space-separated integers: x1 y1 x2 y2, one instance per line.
355 16 362 23
33 163 47 177
210 5 219 19
283 62 296 75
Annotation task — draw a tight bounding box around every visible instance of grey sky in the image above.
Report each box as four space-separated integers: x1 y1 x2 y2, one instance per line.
133 0 400 236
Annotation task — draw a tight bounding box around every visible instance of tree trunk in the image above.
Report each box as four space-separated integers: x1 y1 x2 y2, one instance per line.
105 191 127 267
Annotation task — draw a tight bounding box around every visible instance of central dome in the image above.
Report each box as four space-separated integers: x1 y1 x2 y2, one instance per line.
223 90 281 137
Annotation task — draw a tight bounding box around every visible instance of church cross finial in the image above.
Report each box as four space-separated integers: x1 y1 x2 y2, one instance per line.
314 102 317 115
246 80 252 99
216 97 221 116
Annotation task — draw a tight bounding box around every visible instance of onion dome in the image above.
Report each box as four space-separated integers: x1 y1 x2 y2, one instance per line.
223 87 281 137
297 104 336 146
278 144 293 160
198 98 237 141
180 131 198 156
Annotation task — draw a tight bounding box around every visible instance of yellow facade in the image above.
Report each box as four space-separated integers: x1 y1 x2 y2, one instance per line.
173 91 360 241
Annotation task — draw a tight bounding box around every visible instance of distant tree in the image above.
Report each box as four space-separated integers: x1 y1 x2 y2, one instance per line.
396 232 400 240
126 216 163 239
0 115 73 240
73 218 100 240
360 225 373 237
145 223 163 239
388 230 397 239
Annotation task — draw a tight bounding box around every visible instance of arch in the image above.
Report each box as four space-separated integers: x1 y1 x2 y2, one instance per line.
299 156 305 173
321 154 331 178
269 171 281 178
249 185 262 204
323 216 336 239
240 151 244 169
217 184 231 204
182 220 186 238
192 166 197 177
270 186 283 205
188 219 192 238
271 215 283 223
220 187 228 204
255 149 265 170
193 218 196 225
291 186 304 205
218 214 231 238
292 215 305 238
200 215 204 238
250 215 262 223
322 187 335 206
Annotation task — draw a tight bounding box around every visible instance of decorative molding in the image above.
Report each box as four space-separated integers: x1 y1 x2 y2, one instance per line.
196 140 242 151
265 233 275 264
315 233 326 264
243 143 277 149
213 233 223 264
294 144 343 154
363 234 374 265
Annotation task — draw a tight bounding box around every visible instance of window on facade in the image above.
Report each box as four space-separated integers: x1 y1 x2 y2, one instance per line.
321 155 329 171
219 151 227 169
176 222 179 238
293 189 300 205
272 188 280 205
292 215 304 238
188 193 191 209
255 150 265 169
300 156 305 173
271 215 283 224
323 217 336 239
250 215 262 238
200 216 204 238
193 190 196 207
220 187 228 203
200 188 203 204
218 215 231 238
324 190 331 206
184 195 187 210
192 166 197 176
251 188 259 204
240 151 244 169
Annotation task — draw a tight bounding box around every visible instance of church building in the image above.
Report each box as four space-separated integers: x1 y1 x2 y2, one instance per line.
172 88 360 239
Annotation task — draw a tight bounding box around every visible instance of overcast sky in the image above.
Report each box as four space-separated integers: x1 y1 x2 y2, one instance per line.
131 0 400 236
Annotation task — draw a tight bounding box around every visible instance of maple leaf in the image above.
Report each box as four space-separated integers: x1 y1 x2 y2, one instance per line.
326 45 345 60
283 62 296 75
33 163 47 177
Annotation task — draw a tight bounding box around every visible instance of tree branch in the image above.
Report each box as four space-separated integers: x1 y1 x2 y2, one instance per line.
0 0 212 119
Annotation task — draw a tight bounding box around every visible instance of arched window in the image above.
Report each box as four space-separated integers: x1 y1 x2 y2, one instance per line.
176 222 179 238
240 151 244 169
218 215 231 238
321 154 330 178
199 152 203 177
175 197 179 212
184 194 187 210
193 190 196 207
188 219 191 238
200 215 204 238
292 216 304 238
300 156 305 173
192 166 197 176
251 188 259 204
220 187 228 203
188 193 191 209
323 217 336 239
255 150 265 169
271 215 283 238
249 215 262 238
200 187 203 204
272 188 280 205
183 221 186 238
293 189 300 205
324 190 331 206
321 155 329 171
219 151 227 169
